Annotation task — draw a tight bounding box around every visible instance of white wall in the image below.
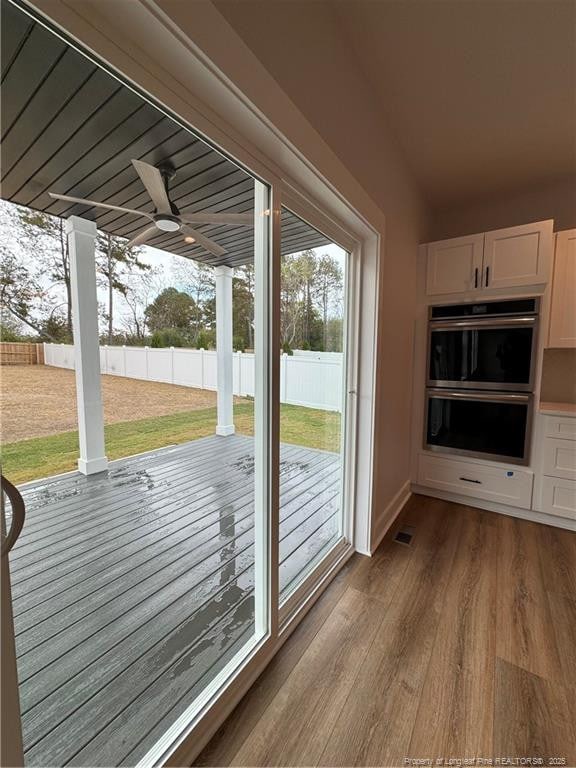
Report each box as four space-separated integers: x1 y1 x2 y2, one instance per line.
43 344 343 412
431 175 576 240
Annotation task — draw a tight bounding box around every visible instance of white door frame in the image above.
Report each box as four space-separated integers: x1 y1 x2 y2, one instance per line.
7 1 383 764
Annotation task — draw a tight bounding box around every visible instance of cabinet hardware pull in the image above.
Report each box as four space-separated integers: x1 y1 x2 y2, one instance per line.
459 476 482 484
485 266 490 286
474 267 479 288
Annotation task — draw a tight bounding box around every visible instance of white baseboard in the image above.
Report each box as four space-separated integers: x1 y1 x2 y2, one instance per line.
362 481 412 556
411 484 576 531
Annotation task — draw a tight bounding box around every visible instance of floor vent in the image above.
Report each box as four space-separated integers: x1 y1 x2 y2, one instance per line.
394 526 415 546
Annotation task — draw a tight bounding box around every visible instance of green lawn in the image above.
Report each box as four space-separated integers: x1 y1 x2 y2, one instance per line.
2 403 341 484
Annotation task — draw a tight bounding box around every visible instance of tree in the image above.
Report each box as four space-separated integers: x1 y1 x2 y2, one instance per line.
0 242 65 341
233 264 254 350
0 316 31 342
96 233 150 344
313 254 343 351
17 208 73 335
121 267 161 341
144 287 197 334
280 251 324 350
171 258 215 343
280 255 304 348
150 328 186 348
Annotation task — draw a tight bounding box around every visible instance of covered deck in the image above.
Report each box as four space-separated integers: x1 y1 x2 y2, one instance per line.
9 434 341 766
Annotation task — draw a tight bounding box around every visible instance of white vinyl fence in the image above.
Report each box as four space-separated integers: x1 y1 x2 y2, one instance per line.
43 343 343 412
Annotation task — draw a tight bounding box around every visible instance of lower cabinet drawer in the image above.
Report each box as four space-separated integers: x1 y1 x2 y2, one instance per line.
417 453 533 509
542 438 576 480
541 476 576 520
543 415 576 441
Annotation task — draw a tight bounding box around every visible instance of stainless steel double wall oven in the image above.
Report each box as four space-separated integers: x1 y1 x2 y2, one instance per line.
425 298 540 464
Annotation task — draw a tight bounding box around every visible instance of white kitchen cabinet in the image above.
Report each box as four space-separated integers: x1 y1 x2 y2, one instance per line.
542 437 576 480
540 476 576 521
417 453 533 509
548 229 576 348
535 413 576 523
425 220 552 297
482 220 552 289
425 234 484 295
544 413 576 440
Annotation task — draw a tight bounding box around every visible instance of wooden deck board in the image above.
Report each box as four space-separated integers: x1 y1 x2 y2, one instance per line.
10 434 342 767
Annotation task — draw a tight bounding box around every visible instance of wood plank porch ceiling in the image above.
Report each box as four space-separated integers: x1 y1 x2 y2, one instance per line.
0 0 331 268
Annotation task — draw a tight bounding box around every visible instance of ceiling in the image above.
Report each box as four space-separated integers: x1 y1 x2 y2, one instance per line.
333 0 576 207
0 0 330 267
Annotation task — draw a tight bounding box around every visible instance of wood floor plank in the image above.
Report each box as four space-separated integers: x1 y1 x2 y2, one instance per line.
195 555 360 767
229 586 388 767
316 499 462 767
536 523 576 599
348 494 420 604
546 594 576 719
408 506 497 760
496 515 563 683
494 658 576 764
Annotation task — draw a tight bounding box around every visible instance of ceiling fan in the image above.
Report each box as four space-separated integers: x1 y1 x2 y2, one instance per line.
48 159 253 257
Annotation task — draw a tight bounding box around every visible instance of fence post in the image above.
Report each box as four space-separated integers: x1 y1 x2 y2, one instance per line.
281 353 288 404
170 346 175 384
237 350 242 395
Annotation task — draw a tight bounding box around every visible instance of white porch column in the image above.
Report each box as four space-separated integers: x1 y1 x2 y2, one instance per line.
215 265 235 436
67 216 108 475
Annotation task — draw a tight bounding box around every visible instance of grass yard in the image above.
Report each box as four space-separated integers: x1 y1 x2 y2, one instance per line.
3 402 341 484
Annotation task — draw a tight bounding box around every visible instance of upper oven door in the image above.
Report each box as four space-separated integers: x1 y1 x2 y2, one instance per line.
427 316 538 391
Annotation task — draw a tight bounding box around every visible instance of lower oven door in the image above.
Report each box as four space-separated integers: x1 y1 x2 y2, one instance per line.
425 389 532 465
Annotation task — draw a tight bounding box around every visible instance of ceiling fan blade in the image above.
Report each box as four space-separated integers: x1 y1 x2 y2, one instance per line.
181 224 226 258
126 226 158 248
132 159 171 214
48 192 152 220
180 212 253 227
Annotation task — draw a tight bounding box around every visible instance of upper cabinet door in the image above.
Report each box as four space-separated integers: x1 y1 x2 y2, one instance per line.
426 234 484 295
549 229 576 348
482 220 553 290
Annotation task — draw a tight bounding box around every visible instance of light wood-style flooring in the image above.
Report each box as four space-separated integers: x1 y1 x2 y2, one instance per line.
197 495 576 767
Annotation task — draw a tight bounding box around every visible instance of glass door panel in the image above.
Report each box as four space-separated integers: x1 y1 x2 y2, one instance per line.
0 4 272 762
278 207 349 602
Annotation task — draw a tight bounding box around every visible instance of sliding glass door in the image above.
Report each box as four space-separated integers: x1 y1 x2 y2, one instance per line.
0 5 360 764
278 206 353 606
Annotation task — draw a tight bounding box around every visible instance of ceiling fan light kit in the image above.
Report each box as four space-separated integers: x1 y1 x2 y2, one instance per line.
48 158 253 258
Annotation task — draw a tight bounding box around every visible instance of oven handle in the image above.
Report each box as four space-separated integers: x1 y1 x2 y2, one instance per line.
430 316 537 330
427 389 531 404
